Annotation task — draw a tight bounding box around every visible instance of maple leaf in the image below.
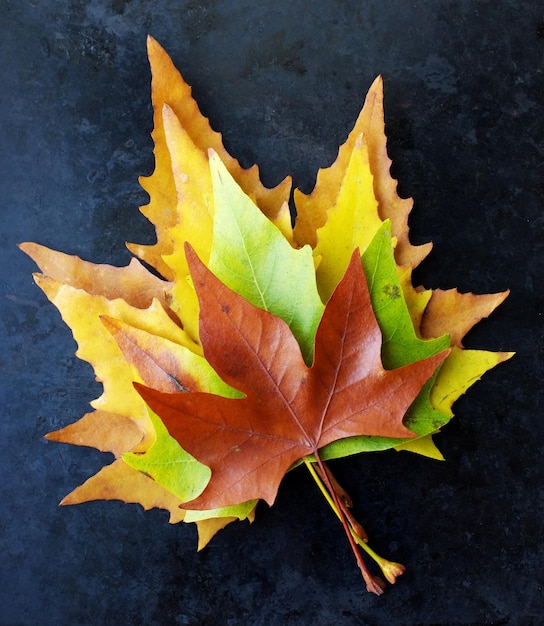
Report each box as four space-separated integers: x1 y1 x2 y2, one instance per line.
207 151 324 364
293 76 431 268
313 133 383 303
18 242 172 313
136 247 449 511
421 288 510 348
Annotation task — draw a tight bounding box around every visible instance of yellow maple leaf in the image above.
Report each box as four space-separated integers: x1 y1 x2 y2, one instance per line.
160 104 214 344
313 133 383 302
430 347 514 416
293 76 431 269
128 36 292 279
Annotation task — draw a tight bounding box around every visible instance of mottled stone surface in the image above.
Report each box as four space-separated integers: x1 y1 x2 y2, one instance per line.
1 1 543 624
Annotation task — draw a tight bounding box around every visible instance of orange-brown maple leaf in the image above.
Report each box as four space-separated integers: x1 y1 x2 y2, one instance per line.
136 247 449 511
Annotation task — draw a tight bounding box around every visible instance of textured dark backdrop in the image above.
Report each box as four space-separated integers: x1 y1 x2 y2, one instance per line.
1 1 543 624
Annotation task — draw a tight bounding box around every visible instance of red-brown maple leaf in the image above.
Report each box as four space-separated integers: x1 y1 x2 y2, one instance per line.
136 247 449 510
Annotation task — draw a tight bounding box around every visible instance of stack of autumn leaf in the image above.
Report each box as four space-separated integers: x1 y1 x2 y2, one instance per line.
20 37 512 594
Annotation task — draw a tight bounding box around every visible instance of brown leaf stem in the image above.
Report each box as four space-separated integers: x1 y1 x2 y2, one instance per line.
314 462 353 508
313 462 368 541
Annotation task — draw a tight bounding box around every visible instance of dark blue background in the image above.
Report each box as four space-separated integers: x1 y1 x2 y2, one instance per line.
1 1 543 624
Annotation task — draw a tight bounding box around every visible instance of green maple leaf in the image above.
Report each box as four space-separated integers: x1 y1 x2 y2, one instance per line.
362 221 450 369
123 410 256 522
208 151 324 365
123 409 211 503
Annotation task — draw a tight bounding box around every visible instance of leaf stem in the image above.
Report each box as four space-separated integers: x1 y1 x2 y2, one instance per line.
304 457 337 511
313 462 368 542
303 456 406 589
303 455 385 595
